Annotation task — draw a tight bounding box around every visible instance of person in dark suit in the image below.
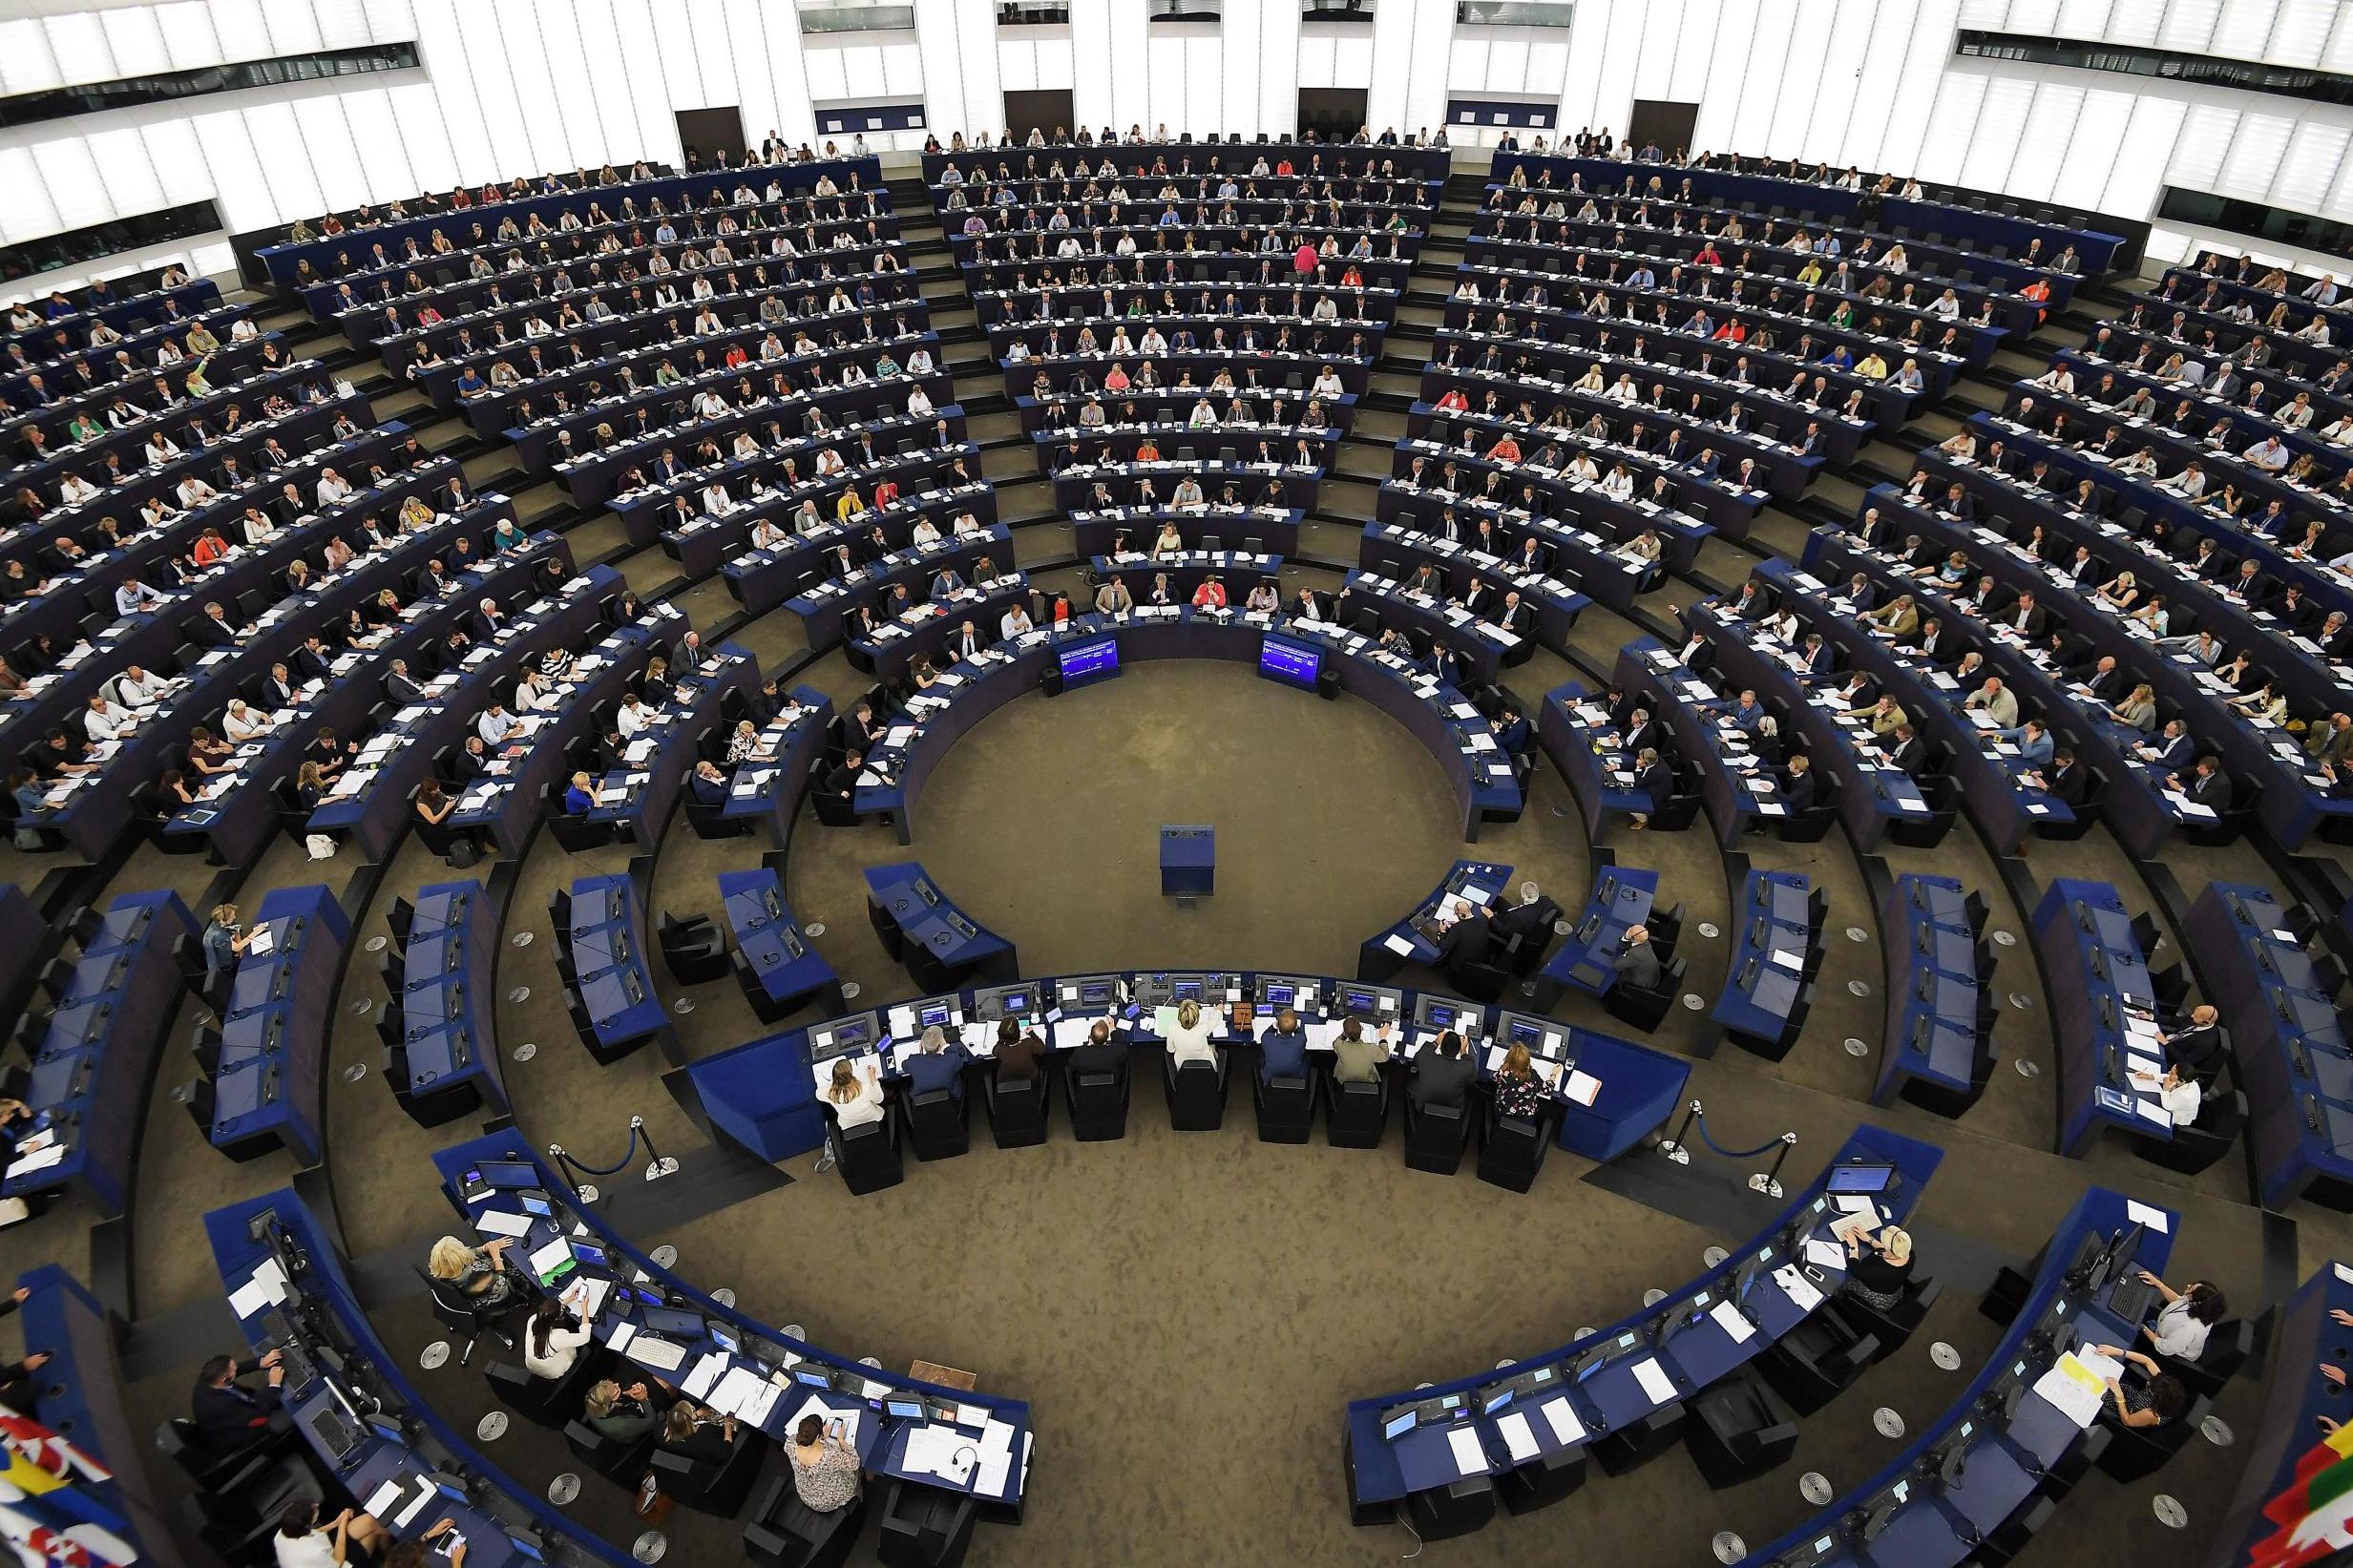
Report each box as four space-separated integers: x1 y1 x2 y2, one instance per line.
1434 900 1491 968
821 750 866 804
1631 746 1672 828
385 659 428 703
1258 1009 1310 1086
2172 755 2232 814
1408 1030 1476 1109
2044 746 2089 806
1494 702 1531 759
1067 1017 1128 1085
688 760 726 805
1887 722 1929 776
190 1350 289 1453
2161 1005 2228 1084
1778 752 1817 813
1490 884 1550 946
1614 925 1663 990
2136 720 2195 773
449 735 493 782
905 1025 973 1101
190 601 242 648
1999 590 2046 638
658 1401 738 1468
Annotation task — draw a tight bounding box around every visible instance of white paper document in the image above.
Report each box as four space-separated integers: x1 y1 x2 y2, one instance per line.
1538 1395 1586 1446
474 1209 534 1238
1446 1425 1488 1475
1628 1357 1676 1404
1496 1411 1540 1462
1708 1300 1757 1345
2123 1199 2171 1233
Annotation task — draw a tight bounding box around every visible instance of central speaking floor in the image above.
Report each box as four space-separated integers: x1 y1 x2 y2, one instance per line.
790 660 1486 981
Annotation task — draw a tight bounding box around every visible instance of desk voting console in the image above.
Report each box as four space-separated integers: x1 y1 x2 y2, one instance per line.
428 1136 1034 1516
6 889 195 1217
1359 859 1514 982
395 880 506 1123
2037 879 2174 1157
557 874 666 1062
684 968 1690 1167
722 867 843 1024
1873 874 1992 1117
1346 1129 1943 1532
212 885 348 1165
2189 881 2353 1208
208 1190 643 1568
1539 865 1660 1001
1734 1187 2175 1568
1713 869 1820 1057
864 863 1018 993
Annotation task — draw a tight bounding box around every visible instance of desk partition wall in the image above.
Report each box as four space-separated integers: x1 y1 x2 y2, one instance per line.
1735 1187 2178 1568
1345 1128 1943 1534
209 884 349 1167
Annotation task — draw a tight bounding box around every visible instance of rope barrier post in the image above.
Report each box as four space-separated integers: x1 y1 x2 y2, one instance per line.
1659 1098 1701 1165
636 1115 680 1182
1748 1132 1798 1199
547 1142 599 1204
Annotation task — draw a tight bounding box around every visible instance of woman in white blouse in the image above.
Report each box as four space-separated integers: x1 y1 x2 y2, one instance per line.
523 1295 593 1380
823 1056 886 1131
2129 1265 2225 1362
1601 463 1636 502
1163 997 1223 1069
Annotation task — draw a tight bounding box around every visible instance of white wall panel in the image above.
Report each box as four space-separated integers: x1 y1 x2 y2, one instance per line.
495 0 570 173
1769 1 1830 158
1259 0 1301 136
1185 34 1221 134
2104 92 2185 215
43 12 116 87
155 3 223 69
1104 4 1150 135
454 4 536 174
882 40 925 95
32 138 111 229
366 0 419 36
2049 86 2132 210
685 0 740 121
1959 73 2031 190
2105 0 2165 41
609 0 681 162
1879 0 1957 176
293 96 368 209
1035 32 1073 92
1731 0 1794 153
915 0 972 133
387 80 460 195
209 0 274 64
720 0 779 154
2053 0 2114 37
317 0 374 49
1915 70 1985 184
1632 0 1680 101
189 109 276 231
2327 3 2353 69
2006 81 2081 200
2158 0 2222 48
2219 109 2295 197
2169 100 2240 189
339 88 416 202
240 101 323 216
140 117 217 204
2270 0 2335 61
1841 0 1912 171
1808 0 1877 163
1220 0 1265 139
2274 119 2349 210
2008 0 2062 27
0 20 63 94
1069 0 1116 131
97 7 169 76
1689 0 1755 152
259 0 326 54
0 149 61 244
85 126 162 216
2213 0 2279 55
652 0 704 110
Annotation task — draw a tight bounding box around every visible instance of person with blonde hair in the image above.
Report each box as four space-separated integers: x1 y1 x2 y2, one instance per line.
427 1234 521 1309
824 1056 885 1128
1840 1223 1914 1311
582 1378 659 1442
1163 996 1222 1069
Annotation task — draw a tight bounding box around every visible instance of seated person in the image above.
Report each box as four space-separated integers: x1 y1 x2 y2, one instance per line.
905 1024 973 1100
1839 1224 1914 1311
1068 1016 1129 1084
995 1018 1044 1086
2085 1344 2190 1431
582 1378 661 1443
1258 1007 1310 1086
190 1348 290 1452
1408 1030 1475 1109
271 1501 389 1568
1489 1042 1547 1120
1163 997 1222 1070
426 1235 525 1314
658 1400 739 1467
787 1411 863 1513
522 1293 593 1380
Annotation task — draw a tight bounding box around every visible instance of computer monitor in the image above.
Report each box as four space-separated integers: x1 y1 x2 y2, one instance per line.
1341 989 1377 1014
917 1001 953 1030
641 1307 704 1339
1480 1382 1517 1416
1173 979 1202 1002
1258 637 1322 689
998 991 1030 1016
709 1325 740 1354
793 1365 835 1388
1825 1162 1896 1196
1264 983 1295 1008
1508 1017 1542 1047
568 1240 610 1269
1080 980 1115 1007
1425 1004 1455 1030
476 1160 538 1188
886 1396 927 1421
1382 1405 1418 1440
1059 636 1121 687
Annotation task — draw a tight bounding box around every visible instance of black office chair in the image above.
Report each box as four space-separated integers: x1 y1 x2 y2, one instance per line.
1323 1065 1389 1148
983 1068 1051 1147
1603 957 1685 1032
1403 1096 1470 1175
868 897 905 960
1756 1308 1880 1415
1253 1070 1314 1143
1590 1399 1687 1475
1066 1061 1129 1140
2093 1390 2211 1481
1445 951 1514 1004
2168 1316 2254 1399
1494 1439 1586 1515
902 1087 972 1161
649 1428 767 1516
1831 1275 1943 1364
547 808 617 851
744 1474 866 1568
658 909 729 986
418 1268 522 1367
1163 1053 1229 1130
1682 1373 1800 1488
876 1475 977 1567
1403 1474 1495 1541
562 1416 655 1485
1968 1494 2055 1567
1476 1102 1551 1193
482 1352 599 1431
834 1116 905 1195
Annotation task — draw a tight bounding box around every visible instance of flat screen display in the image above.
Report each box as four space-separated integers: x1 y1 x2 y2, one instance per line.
1259 637 1322 689
1058 637 1120 687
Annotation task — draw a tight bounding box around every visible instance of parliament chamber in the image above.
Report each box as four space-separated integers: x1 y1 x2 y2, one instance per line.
10 3 2353 1566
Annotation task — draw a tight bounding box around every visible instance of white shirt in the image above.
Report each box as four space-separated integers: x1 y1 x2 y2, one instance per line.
476 709 518 744
223 706 272 742
617 702 651 736
524 1321 592 1379
2146 1295 2210 1360
828 1074 887 1128
317 474 354 505
84 702 132 742
274 1531 340 1568
1165 1013 1222 1068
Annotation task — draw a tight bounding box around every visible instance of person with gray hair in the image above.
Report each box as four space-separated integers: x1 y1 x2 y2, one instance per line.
904 1022 973 1101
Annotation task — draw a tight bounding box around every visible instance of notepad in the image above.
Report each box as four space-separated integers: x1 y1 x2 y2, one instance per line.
1708 1300 1756 1344
1496 1411 1540 1462
682 1353 727 1400
2123 1199 2170 1233
1774 1265 1823 1312
1562 1070 1601 1105
1446 1425 1487 1475
1538 1395 1586 1446
1382 932 1417 956
1629 1358 1676 1404
1803 1237 1844 1270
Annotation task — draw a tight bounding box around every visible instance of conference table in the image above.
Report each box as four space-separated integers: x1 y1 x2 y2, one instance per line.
1612 638 1807 847
1733 1186 2172 1568
396 879 506 1123
306 563 623 863
579 641 761 854
1538 865 1660 999
1070 505 1302 560
1346 1127 1945 1525
778 529 1011 649
1712 869 1816 1054
1357 860 1514 982
865 863 1018 993
3 889 194 1217
851 604 1522 845
719 685 833 847
721 868 842 1024
1537 682 1662 843
2036 878 2174 1157
2186 880 2353 1209
1872 873 1987 1114
654 431 980 575
1393 412 1742 550
426 1135 1034 1517
207 1188 645 1568
562 873 666 1061
685 965 1690 1169
717 484 997 617
210 884 348 1165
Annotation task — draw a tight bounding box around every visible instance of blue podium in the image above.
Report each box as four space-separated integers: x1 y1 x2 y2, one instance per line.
1161 826 1215 896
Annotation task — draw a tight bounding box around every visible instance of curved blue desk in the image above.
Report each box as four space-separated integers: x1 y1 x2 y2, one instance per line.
721 867 842 1024
395 880 504 1121
864 863 1018 991
1873 873 1987 1113
2037 878 2171 1156
559 874 665 1061
1538 865 1660 1000
2210 1262 2353 1565
1713 869 1817 1053
1345 1129 1943 1518
428 1136 1033 1518
719 686 832 847
212 885 348 1163
1358 859 1513 981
